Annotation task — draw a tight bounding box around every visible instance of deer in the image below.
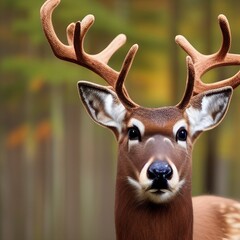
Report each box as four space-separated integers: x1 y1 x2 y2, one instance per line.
40 0 240 239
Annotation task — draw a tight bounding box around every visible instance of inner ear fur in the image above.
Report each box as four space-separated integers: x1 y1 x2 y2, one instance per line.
78 81 127 135
186 86 233 137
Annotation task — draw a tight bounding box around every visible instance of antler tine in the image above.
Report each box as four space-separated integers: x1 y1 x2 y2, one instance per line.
175 35 202 63
217 14 231 59
41 0 138 107
66 23 75 45
40 0 75 60
115 44 139 108
177 56 195 109
175 14 240 103
94 34 127 64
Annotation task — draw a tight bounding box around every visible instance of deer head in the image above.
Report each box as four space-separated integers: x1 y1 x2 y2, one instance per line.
40 1 240 238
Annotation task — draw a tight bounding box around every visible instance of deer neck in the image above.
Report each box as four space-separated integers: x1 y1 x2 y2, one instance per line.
114 154 193 240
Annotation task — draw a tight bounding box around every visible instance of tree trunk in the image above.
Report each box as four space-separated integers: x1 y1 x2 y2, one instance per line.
202 0 219 194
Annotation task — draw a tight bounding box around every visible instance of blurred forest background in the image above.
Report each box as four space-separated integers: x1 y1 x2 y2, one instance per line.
1 0 240 239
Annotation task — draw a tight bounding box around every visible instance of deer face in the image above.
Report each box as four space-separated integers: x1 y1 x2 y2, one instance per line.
78 81 232 204
119 107 190 204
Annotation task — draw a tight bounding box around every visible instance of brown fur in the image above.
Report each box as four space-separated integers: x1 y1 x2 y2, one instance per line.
115 110 194 240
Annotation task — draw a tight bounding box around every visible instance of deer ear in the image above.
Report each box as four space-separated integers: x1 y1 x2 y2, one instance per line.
186 87 233 137
77 81 127 133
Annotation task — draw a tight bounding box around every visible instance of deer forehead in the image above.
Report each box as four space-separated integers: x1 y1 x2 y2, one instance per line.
126 107 185 135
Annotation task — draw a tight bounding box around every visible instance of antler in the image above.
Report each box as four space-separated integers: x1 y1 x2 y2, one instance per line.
176 14 240 108
40 0 138 108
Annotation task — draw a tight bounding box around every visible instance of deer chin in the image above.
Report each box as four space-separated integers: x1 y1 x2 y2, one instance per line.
144 179 185 204
127 159 185 204
127 176 185 204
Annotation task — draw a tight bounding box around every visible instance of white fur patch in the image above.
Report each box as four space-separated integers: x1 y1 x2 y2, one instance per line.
128 118 145 136
128 140 140 151
220 203 240 240
186 93 229 136
103 94 126 132
128 118 145 151
144 137 155 149
127 176 141 191
139 158 154 188
163 137 174 148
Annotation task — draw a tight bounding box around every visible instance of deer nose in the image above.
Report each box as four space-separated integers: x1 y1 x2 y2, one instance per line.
147 160 173 181
147 160 173 190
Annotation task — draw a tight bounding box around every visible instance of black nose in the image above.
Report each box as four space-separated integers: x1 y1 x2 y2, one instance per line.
147 161 173 190
147 160 173 181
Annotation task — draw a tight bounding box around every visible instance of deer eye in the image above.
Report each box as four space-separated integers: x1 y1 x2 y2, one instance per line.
176 127 188 142
128 126 141 141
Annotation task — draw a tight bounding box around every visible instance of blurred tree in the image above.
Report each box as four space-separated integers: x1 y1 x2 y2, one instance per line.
168 0 181 104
